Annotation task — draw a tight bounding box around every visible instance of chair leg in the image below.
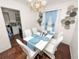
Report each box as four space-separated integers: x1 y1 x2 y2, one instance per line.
43 50 55 59
26 56 30 59
37 56 40 59
50 55 55 59
39 51 44 56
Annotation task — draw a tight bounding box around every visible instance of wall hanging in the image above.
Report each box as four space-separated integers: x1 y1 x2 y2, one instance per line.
37 12 43 25
61 5 78 29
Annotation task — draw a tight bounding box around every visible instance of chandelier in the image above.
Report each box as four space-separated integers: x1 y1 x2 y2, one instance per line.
27 0 47 12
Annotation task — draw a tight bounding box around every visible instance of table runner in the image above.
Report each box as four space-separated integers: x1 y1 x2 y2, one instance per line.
27 33 54 51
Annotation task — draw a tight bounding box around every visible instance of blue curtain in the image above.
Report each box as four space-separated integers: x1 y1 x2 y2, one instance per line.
44 10 58 32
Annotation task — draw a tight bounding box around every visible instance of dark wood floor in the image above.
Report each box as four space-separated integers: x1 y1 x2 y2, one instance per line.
0 35 71 59
35 43 71 59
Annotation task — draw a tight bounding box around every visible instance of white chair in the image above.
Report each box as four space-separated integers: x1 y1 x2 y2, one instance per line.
43 33 63 59
31 27 38 34
16 39 40 59
31 27 41 35
24 29 32 37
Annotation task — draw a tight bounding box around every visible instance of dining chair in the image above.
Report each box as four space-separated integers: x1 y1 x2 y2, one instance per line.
43 33 63 59
16 39 40 59
31 27 41 36
31 27 38 34
24 29 32 37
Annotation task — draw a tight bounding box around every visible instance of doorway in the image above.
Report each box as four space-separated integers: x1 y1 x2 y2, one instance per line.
1 7 23 46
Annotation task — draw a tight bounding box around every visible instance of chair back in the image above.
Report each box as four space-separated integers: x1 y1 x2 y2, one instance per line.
57 32 63 37
43 32 63 58
32 27 37 34
56 32 63 44
55 35 63 46
16 39 30 59
24 29 32 37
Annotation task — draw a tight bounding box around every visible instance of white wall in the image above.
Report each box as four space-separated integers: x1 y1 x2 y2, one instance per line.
0 8 11 53
70 1 78 59
44 0 77 45
0 0 38 53
70 20 78 59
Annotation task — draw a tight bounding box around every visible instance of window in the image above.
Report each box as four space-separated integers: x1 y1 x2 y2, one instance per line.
42 10 58 32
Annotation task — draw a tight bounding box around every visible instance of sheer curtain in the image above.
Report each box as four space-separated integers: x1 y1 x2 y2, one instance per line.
42 10 58 32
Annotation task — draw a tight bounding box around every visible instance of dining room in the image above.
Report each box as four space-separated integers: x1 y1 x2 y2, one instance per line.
0 0 78 59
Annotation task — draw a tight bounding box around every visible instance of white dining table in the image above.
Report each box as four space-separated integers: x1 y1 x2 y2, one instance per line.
23 33 54 51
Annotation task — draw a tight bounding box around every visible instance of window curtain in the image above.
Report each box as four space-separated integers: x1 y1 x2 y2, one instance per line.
42 10 58 32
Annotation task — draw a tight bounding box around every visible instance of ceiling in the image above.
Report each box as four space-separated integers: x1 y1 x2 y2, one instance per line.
46 0 73 5
14 0 75 6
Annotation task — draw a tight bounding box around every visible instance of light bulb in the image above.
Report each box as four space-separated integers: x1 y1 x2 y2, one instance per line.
28 0 32 2
35 3 40 8
38 0 42 1
42 0 47 6
28 0 47 12
31 3 33 7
